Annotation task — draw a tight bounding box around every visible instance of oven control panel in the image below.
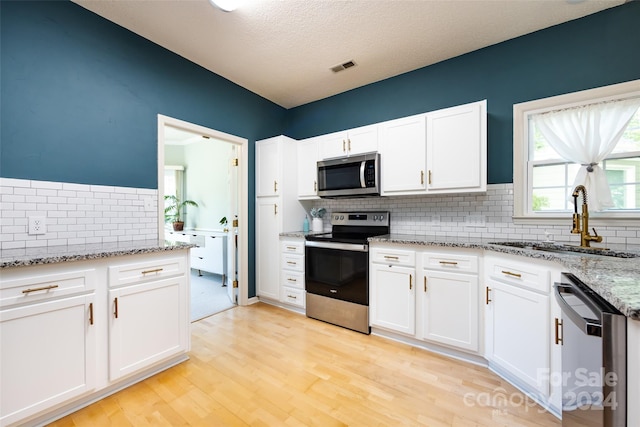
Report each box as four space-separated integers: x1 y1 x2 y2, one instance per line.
330 211 390 226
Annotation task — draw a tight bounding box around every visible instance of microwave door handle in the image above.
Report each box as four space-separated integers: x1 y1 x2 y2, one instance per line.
360 161 366 188
554 284 602 337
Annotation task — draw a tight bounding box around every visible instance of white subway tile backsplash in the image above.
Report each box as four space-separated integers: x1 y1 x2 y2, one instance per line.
61 183 85 191
32 181 63 190
0 179 158 249
310 184 639 248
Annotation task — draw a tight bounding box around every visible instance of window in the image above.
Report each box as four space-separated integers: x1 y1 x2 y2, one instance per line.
513 80 640 225
164 166 184 222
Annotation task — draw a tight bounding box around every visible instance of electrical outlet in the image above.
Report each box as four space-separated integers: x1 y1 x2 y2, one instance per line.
143 197 154 212
28 216 47 235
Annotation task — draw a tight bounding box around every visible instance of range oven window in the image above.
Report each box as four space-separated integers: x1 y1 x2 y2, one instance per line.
305 246 368 305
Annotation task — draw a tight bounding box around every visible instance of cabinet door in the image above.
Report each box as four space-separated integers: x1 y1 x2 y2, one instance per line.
320 131 348 159
379 115 427 195
109 276 187 381
426 101 486 192
486 280 550 397
420 270 479 352
549 286 563 414
297 137 320 199
1 294 96 426
346 124 378 155
370 263 415 335
256 137 281 197
256 197 281 300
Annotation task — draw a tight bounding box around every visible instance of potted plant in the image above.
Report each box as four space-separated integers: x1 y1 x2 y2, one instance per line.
310 207 326 233
164 195 198 231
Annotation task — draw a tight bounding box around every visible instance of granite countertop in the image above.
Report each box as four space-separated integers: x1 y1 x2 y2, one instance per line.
0 240 195 269
370 234 640 321
280 231 328 238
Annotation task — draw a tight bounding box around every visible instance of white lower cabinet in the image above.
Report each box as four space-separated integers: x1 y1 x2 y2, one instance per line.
418 250 480 352
370 244 481 354
370 243 566 416
369 245 482 353
0 293 96 426
486 279 549 395
0 250 190 427
484 253 563 413
108 276 187 381
370 262 416 335
279 239 305 309
419 269 479 352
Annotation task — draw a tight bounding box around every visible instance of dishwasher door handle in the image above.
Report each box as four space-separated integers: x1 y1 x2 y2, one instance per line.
554 283 602 337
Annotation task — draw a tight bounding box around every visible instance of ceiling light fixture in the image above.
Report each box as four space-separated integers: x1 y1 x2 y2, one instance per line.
208 0 240 12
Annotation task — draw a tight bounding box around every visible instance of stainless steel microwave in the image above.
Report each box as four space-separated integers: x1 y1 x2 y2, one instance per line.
317 152 380 198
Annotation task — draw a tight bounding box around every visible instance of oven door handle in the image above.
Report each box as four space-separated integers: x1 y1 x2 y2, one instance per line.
305 240 368 252
554 283 602 337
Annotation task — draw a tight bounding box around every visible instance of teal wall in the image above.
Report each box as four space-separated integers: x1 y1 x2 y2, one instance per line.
0 1 287 297
1 1 286 188
286 1 640 184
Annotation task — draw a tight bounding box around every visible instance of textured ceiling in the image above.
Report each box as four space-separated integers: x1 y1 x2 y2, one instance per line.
73 0 625 109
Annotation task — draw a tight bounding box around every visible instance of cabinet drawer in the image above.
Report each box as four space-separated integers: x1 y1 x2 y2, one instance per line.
281 270 304 290
191 253 207 271
281 254 304 272
108 257 186 288
371 247 415 266
0 269 96 308
191 246 207 258
167 232 205 246
281 241 304 255
487 256 549 293
421 252 478 274
281 286 305 308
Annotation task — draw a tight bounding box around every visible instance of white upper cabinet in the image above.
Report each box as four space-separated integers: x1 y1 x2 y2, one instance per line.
320 124 378 159
379 100 487 196
379 114 427 195
255 136 282 197
297 136 320 200
426 100 487 193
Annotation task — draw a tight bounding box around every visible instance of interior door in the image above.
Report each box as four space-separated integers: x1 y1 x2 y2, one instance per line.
227 145 239 304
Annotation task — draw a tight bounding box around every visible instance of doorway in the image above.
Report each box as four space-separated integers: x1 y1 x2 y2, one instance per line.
157 115 249 313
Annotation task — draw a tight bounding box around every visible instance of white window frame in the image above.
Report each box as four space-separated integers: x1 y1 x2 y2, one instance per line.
513 79 640 226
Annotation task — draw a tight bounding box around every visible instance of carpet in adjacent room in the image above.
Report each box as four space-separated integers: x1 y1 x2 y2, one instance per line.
190 270 235 322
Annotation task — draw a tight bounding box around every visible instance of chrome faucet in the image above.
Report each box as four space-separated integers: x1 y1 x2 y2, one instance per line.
571 185 603 248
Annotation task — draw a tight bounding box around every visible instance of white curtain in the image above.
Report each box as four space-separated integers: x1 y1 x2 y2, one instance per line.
532 98 640 211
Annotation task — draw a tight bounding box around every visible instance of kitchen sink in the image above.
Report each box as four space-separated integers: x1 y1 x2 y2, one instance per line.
487 241 640 258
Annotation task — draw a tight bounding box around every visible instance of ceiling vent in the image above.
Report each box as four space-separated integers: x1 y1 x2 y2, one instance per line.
331 60 357 73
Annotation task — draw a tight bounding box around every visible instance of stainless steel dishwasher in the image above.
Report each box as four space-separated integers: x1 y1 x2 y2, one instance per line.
555 273 626 427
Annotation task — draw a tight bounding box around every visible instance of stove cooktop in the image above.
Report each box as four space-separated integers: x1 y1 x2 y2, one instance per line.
305 211 390 244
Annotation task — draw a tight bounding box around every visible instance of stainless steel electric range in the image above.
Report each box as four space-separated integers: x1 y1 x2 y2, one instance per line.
304 211 390 334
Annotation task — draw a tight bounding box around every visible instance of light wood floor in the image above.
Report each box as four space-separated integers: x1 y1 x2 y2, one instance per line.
50 303 560 426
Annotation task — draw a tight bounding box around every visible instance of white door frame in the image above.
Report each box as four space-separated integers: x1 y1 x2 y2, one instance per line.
157 114 249 306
